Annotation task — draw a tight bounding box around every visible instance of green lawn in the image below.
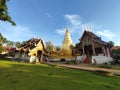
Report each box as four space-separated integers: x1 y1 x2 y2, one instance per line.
0 60 120 90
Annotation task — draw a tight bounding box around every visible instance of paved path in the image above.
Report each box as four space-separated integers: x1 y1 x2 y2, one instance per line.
46 62 120 76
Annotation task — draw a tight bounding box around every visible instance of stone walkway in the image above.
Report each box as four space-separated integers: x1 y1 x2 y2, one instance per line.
46 62 120 76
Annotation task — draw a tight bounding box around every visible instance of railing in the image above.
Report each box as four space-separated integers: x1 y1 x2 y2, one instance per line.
92 56 113 64
75 54 86 64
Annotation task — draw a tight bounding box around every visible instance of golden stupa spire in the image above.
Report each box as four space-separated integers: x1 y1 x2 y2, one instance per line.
66 20 69 32
61 23 74 56
61 23 74 51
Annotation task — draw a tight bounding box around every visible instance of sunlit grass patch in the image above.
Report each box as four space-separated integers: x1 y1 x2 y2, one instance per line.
0 59 120 90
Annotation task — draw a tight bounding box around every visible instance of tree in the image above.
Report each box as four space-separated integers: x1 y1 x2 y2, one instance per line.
56 46 61 51
0 0 16 25
0 44 4 53
0 33 7 53
75 43 79 49
15 42 21 48
20 41 27 47
6 40 15 47
0 33 7 45
45 41 53 52
0 33 8 45
107 41 114 49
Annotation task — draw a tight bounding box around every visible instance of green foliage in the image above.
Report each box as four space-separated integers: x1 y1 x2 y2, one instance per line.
112 50 120 55
15 42 21 48
45 41 53 52
0 44 4 53
107 41 114 48
0 33 7 45
56 46 61 51
6 40 15 47
0 60 120 90
0 33 6 53
0 0 16 25
95 70 110 74
99 65 112 69
111 50 120 61
93 70 113 76
20 41 27 47
75 43 79 48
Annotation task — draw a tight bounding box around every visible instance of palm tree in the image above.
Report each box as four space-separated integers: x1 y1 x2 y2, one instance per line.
6 40 15 47
15 42 21 48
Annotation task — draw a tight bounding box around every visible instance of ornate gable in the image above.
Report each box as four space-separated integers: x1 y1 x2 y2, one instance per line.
79 31 107 45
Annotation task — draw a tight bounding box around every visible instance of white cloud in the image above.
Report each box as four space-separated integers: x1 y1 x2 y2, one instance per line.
0 22 36 42
96 30 116 40
45 13 53 18
56 14 97 36
65 14 81 26
56 14 83 35
56 28 66 35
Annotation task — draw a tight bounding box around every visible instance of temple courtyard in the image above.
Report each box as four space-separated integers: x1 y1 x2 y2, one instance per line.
0 59 120 90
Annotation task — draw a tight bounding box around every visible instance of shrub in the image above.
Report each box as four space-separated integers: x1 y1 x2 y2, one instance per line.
99 65 112 69
94 70 113 76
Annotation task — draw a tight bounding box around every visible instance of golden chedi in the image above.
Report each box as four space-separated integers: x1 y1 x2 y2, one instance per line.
61 25 74 56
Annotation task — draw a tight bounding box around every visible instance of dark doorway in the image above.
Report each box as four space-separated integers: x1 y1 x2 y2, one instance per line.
83 45 93 64
37 50 42 62
84 45 93 56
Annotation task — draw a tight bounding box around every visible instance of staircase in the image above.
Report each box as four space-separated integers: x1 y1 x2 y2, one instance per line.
83 55 90 64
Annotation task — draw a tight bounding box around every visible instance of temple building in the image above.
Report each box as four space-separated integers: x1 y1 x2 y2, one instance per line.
61 25 74 56
14 38 48 62
75 28 113 64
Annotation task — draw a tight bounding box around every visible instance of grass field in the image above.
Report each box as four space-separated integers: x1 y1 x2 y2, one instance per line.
0 59 120 90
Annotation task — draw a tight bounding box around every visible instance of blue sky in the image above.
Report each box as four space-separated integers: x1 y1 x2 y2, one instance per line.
0 0 120 46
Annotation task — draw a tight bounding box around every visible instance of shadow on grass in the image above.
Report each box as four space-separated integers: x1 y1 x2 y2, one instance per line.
0 59 70 79
0 58 12 61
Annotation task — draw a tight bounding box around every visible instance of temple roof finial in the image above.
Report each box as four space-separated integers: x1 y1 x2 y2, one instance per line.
84 25 87 31
66 20 69 32
83 25 92 32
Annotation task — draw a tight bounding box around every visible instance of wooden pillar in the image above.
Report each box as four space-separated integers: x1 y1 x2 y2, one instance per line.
40 53 43 62
107 47 110 57
82 41 85 55
92 41 96 56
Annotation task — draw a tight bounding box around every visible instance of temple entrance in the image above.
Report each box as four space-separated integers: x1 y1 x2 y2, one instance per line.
37 50 42 62
83 45 93 64
84 45 93 56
